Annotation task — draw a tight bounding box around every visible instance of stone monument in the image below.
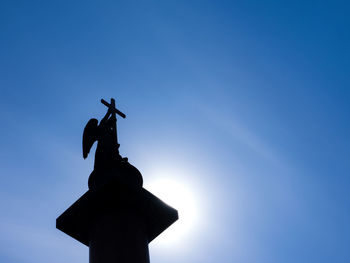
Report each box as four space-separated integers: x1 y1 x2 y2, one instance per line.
56 98 178 263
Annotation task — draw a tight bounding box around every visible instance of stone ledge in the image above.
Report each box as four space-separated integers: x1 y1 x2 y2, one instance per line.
56 179 178 246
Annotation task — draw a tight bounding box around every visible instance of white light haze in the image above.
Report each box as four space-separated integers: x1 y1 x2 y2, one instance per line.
144 170 201 249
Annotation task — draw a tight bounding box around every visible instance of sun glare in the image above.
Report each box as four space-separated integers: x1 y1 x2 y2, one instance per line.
145 177 199 247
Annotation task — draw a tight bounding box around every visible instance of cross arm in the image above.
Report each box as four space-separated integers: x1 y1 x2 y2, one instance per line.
101 99 126 119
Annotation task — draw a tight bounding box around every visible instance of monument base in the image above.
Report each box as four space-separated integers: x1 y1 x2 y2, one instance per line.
56 179 178 263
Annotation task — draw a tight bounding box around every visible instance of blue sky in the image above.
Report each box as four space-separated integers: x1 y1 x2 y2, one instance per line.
1 1 349 262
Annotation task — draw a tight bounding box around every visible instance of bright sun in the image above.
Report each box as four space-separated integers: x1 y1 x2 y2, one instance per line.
145 178 198 247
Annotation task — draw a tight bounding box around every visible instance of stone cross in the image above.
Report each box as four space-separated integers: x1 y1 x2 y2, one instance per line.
101 98 126 145
101 98 126 119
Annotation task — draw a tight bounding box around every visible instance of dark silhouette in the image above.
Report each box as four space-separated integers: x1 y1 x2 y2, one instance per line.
83 98 142 189
56 98 178 263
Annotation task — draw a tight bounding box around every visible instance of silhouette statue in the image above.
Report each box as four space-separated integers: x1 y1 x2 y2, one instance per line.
56 98 178 263
83 98 142 189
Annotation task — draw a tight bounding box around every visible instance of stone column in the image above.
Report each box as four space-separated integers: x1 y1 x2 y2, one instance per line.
56 179 178 263
89 209 149 263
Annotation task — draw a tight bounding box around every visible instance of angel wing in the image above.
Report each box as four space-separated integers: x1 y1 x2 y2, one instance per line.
82 118 98 159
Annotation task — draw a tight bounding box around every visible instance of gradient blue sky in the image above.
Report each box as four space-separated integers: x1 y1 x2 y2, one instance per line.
1 1 349 262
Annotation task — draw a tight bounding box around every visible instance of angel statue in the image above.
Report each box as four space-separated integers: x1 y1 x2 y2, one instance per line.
82 98 143 189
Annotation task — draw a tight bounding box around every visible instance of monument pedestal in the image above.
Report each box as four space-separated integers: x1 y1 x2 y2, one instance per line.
56 179 178 263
